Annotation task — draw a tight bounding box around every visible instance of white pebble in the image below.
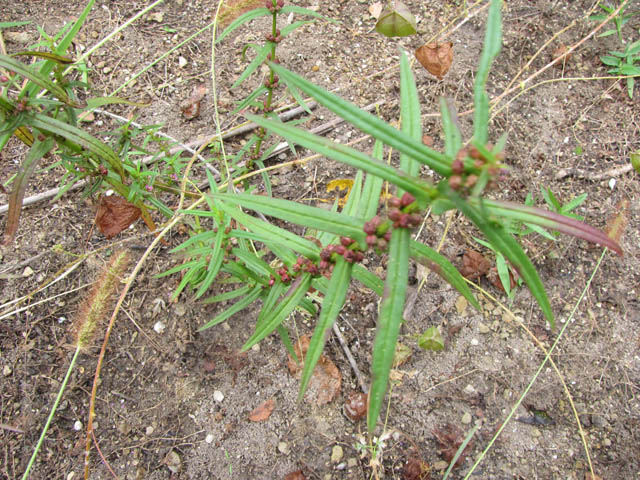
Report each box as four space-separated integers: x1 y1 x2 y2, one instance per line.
470 338 479 346
213 390 224 402
73 420 83 431
153 321 166 334
205 433 214 444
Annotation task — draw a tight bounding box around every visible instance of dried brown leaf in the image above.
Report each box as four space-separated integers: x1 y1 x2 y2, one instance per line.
605 198 629 245
460 250 491 280
403 456 431 480
284 470 306 480
95 195 141 239
218 0 263 29
287 335 342 405
432 423 473 468
181 84 208 120
369 2 383 19
415 42 453 80
248 398 275 422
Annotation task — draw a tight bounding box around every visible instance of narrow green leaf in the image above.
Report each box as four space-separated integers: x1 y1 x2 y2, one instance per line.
212 192 367 246
343 170 363 217
264 63 452 176
352 264 384 296
232 43 271 89
198 285 263 331
245 113 436 205
280 5 337 23
368 227 410 433
439 97 462 157
2 136 54 245
194 226 226 299
215 8 271 44
473 0 502 144
202 285 252 304
242 274 312 350
409 241 480 311
442 184 555 327
399 50 421 180
0 55 79 107
11 51 74 64
232 85 268 115
299 259 353 399
26 112 125 180
213 201 320 259
358 140 385 220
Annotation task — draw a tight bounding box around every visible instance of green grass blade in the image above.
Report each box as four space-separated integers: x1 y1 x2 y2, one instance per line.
299 259 353 399
368 227 410 433
232 85 268 115
198 285 263 331
241 274 313 351
194 225 226 299
212 192 367 246
244 113 436 206
280 5 338 23
343 170 363 217
409 241 480 311
442 184 554 327
473 0 502 144
352 264 384 296
266 63 451 176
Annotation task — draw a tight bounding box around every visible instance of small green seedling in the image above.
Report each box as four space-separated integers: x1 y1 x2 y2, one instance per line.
600 38 640 98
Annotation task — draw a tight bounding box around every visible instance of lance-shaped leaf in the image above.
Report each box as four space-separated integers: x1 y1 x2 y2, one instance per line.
481 200 623 256
216 7 271 44
473 0 502 145
198 285 263 331
25 112 125 180
211 191 368 246
299 258 353 399
264 63 453 177
241 274 313 351
244 113 436 206
409 241 480 311
441 183 554 327
399 51 421 179
0 55 79 107
368 227 410 433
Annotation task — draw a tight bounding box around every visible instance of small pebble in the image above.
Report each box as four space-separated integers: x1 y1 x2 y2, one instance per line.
145 426 154 435
463 384 475 395
22 266 34 277
470 338 479 346
347 458 358 468
213 390 224 402
331 445 343 463
478 322 490 334
153 321 166 334
178 56 188 68
278 441 290 455
335 462 346 470
73 420 83 431
251 343 260 352
205 433 214 444
531 427 541 438
461 412 472 424
433 460 449 470
603 438 612 447
2 365 12 377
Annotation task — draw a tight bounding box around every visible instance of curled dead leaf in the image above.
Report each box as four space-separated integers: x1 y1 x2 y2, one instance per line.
248 398 275 422
415 42 453 80
460 250 491 280
181 84 207 120
432 423 473 468
284 470 306 480
403 455 431 480
552 44 571 68
95 195 141 239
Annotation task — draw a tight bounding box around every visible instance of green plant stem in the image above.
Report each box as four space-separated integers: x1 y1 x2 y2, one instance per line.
22 347 81 480
463 248 608 479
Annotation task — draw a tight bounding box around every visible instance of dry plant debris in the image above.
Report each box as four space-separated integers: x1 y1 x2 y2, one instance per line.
248 398 275 422
95 195 141 239
415 42 454 79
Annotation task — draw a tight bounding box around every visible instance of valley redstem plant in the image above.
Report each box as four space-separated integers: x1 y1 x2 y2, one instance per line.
166 0 622 433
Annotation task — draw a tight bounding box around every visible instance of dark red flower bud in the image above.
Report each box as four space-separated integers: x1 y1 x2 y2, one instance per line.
277 0 284 7
465 174 478 188
473 159 484 169
451 158 464 174
456 148 468 162
449 175 463 190
400 192 415 207
269 277 275 286
319 260 330 271
340 236 353 247
376 238 388 251
0 75 8 83
388 197 402 208
343 250 355 263
469 145 481 160
366 234 378 247
363 221 377 235
383 231 392 242
320 248 331 261
354 251 364 262
388 208 402 222
333 245 346 256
